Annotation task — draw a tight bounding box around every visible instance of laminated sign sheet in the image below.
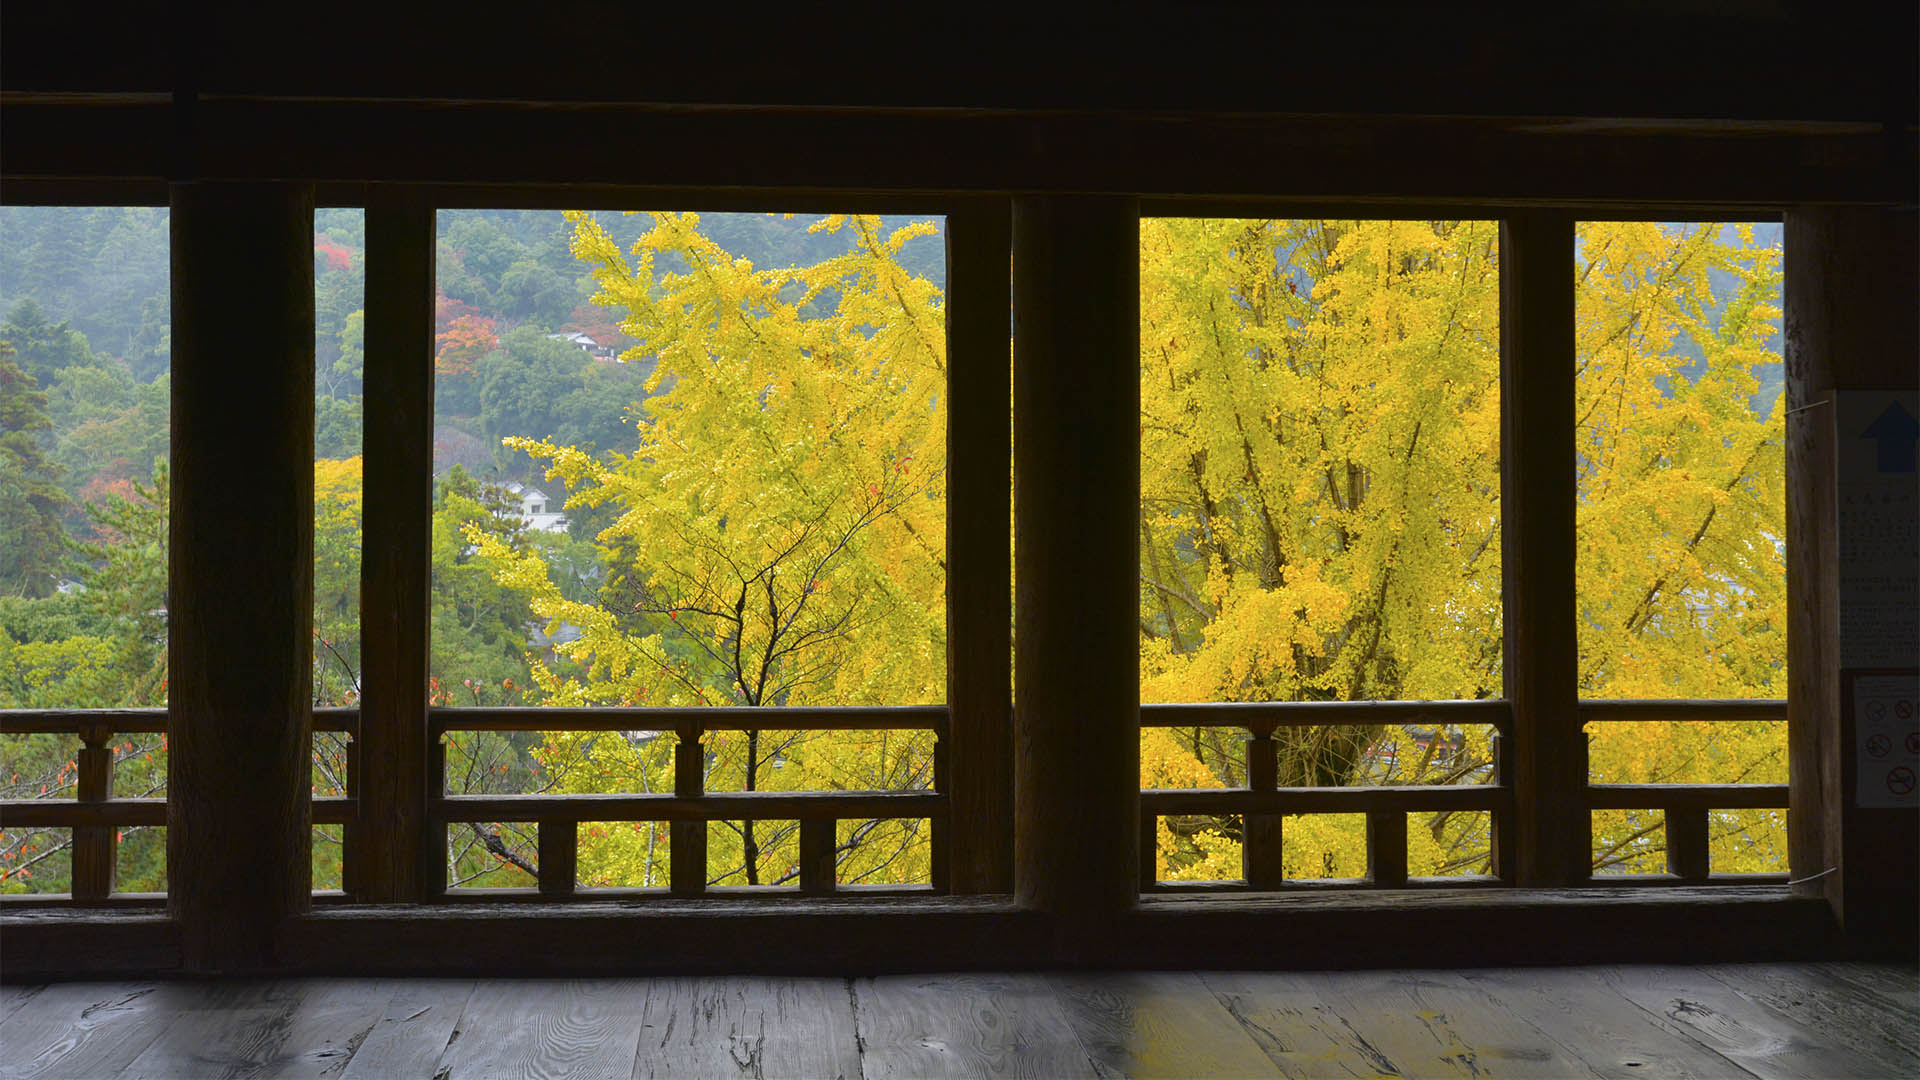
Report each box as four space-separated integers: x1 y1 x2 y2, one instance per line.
1835 391 1918 670
1854 673 1919 809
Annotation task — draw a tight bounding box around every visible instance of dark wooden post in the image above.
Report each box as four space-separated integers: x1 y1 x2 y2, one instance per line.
944 199 1014 894
1665 808 1710 882
1367 810 1409 888
798 818 835 895
168 181 316 972
1242 724 1284 889
671 722 706 895
71 721 116 902
358 186 435 902
1012 196 1139 921
1785 206 1918 952
1499 212 1587 887
538 817 576 896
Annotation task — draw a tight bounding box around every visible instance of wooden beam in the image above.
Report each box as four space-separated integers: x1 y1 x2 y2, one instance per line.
1499 212 1586 887
357 186 434 904
1012 196 1139 921
167 181 315 972
3 98 1911 206
944 199 1013 894
1785 206 1920 954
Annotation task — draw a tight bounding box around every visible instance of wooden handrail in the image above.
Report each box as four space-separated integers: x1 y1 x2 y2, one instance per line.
429 705 946 735
435 790 944 823
1141 785 1509 815
1141 699 1511 730
0 795 357 828
0 707 359 734
1584 783 1789 810
1577 700 1787 723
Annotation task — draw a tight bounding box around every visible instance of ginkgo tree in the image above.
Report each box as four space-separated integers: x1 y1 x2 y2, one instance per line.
471 212 948 888
1138 217 1785 881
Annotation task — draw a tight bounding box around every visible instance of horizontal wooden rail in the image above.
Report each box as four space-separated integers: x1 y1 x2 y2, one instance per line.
1140 699 1510 731
430 705 946 735
435 790 944 823
0 796 357 829
1584 783 1789 810
1576 700 1787 723
0 707 359 734
1141 784 1508 816
1 797 167 828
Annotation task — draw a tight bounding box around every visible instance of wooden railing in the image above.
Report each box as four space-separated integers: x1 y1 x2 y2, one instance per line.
1579 699 1790 884
427 706 948 898
0 707 359 903
1139 700 1513 892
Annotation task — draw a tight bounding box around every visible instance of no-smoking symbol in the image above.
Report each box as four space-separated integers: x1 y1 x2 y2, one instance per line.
1890 767 1917 798
1908 731 1920 755
1899 700 1914 720
1867 734 1893 758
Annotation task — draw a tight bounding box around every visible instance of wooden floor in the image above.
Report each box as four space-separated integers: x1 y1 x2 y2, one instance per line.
0 963 1913 1078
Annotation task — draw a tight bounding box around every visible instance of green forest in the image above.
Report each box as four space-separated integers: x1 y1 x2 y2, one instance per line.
0 206 1786 895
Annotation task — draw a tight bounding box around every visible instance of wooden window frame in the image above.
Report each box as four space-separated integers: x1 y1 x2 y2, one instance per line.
1 101 1905 973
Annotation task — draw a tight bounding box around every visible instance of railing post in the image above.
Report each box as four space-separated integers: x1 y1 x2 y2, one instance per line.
1242 724 1284 890
929 732 950 892
1500 211 1587 887
340 733 362 897
944 199 1014 894
72 722 116 903
424 737 447 899
538 817 576 896
1665 808 1710 882
671 722 707 896
1012 195 1140 922
799 818 835 895
1367 810 1409 888
168 181 315 971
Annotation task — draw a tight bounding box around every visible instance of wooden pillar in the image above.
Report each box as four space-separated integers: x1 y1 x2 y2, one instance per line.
358 187 435 902
1012 196 1139 920
168 181 316 972
1785 206 1918 953
1499 212 1587 887
945 199 1014 893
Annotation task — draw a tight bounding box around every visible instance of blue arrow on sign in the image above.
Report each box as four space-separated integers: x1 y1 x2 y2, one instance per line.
1862 401 1919 473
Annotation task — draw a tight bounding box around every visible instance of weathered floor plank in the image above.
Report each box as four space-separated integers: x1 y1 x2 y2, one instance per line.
853 973 1096 1079
0 983 176 1080
630 977 860 1080
338 980 474 1080
118 979 393 1079
0 984 48 1029
1809 960 1920 1013
1051 972 1278 1079
1600 964 1894 1080
1458 967 1755 1079
1220 970 1603 1079
1200 971 1408 1079
433 979 648 1080
1703 962 1920 1075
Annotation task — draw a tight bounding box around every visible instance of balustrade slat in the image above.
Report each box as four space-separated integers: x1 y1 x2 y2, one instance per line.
1367 811 1409 888
1242 729 1283 890
539 818 576 897
1665 808 1712 882
670 734 706 897
799 818 835 895
72 726 116 902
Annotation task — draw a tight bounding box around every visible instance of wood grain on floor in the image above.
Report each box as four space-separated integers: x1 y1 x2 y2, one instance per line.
0 963 1911 1079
